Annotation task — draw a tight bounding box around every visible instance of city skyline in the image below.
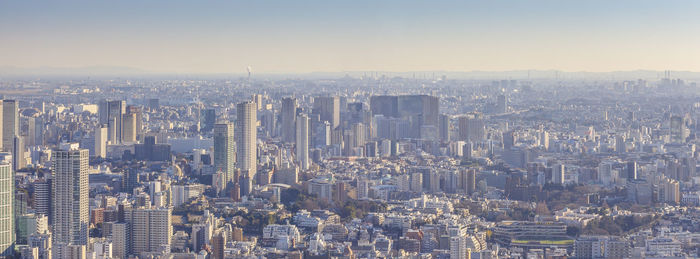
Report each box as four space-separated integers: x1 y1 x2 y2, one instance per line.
2 0 700 74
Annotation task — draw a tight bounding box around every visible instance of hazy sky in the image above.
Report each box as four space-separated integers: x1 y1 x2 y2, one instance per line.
1 0 699 74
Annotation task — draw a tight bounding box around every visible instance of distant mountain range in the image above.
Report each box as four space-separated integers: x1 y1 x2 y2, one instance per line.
2 66 700 80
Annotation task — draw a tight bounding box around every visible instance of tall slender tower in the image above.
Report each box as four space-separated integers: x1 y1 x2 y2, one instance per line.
281 97 297 143
236 102 257 178
0 161 14 257
2 100 19 152
213 123 235 184
52 143 89 246
295 114 310 170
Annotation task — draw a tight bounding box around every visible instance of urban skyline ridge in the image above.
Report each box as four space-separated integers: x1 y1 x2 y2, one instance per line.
2 66 700 80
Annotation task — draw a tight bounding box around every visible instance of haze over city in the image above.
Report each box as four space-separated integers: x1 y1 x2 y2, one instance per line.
2 0 700 74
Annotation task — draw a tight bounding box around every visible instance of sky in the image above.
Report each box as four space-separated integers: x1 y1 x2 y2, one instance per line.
1 0 700 74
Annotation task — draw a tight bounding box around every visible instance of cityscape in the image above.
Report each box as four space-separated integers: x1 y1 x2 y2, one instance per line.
2 1 700 259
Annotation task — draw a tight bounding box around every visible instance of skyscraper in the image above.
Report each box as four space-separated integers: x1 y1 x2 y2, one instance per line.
213 123 235 184
553 164 565 185
626 161 637 180
12 135 24 171
313 96 340 129
236 101 257 178
52 143 89 246
99 100 125 144
461 169 476 195
2 100 19 152
669 115 685 144
0 162 14 257
122 113 137 143
281 97 297 143
94 126 108 158
295 114 310 170
201 109 217 133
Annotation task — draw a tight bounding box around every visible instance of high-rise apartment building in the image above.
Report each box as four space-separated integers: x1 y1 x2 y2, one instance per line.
236 101 257 178
124 207 172 256
52 143 89 246
213 123 235 184
0 162 14 257
295 114 310 170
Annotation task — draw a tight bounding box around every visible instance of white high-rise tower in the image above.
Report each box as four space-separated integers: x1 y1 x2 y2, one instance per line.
52 143 89 246
236 102 257 178
296 114 310 170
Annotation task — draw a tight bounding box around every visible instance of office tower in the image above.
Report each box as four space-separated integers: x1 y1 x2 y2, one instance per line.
370 95 439 139
2 100 19 152
540 130 549 150
295 114 310 170
201 109 217 133
134 136 171 161
52 143 89 246
461 169 476 195
94 126 108 158
126 105 142 141
213 123 235 184
147 99 159 110
615 135 626 153
239 174 253 197
124 207 172 255
439 114 449 142
497 94 508 114
350 123 366 150
626 161 637 180
365 141 378 157
24 116 36 147
121 168 140 194
281 97 297 143
313 96 340 129
99 100 125 144
236 102 257 178
312 118 331 148
553 164 565 185
251 94 263 110
13 135 25 171
669 115 685 143
503 131 516 149
458 115 486 143
122 113 137 143
0 162 14 257
34 115 45 147
34 179 51 219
